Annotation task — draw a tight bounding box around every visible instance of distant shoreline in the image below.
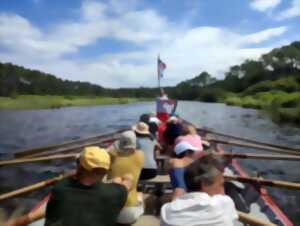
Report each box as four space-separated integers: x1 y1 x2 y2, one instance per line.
0 95 150 110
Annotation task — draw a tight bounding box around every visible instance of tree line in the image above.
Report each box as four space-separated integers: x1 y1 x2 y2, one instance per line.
1 41 300 100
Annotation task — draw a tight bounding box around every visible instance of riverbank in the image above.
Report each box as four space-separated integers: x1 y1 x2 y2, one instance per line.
223 91 300 125
0 95 148 110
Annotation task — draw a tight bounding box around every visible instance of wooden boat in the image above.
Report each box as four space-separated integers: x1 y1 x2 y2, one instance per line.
0 121 296 226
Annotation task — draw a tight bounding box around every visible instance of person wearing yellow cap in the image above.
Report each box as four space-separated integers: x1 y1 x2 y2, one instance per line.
5 146 133 226
45 146 133 226
8 147 132 226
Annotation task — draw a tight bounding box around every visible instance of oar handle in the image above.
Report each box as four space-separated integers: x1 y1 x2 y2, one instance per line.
219 152 300 161
237 210 276 226
209 139 300 156
198 128 299 151
225 175 300 190
0 171 75 202
0 154 78 166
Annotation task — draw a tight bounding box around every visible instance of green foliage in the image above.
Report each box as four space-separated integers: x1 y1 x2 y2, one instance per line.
241 96 262 109
0 62 162 98
224 96 243 106
276 107 300 125
270 92 300 108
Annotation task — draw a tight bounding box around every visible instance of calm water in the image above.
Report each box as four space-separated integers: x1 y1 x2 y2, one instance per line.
0 101 299 223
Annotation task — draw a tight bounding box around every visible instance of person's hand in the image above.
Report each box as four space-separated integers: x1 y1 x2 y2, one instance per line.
3 215 29 226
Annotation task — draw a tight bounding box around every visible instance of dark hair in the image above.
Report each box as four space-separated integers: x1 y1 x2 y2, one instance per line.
184 154 224 192
163 122 183 145
139 114 150 124
135 131 152 139
148 122 158 136
175 149 194 159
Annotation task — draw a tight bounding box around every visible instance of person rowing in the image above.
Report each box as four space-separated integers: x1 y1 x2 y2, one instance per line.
161 154 238 226
5 146 133 226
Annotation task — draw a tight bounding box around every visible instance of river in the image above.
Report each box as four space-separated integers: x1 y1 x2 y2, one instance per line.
0 101 299 223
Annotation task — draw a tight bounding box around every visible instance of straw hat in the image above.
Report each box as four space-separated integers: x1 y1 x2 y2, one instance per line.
132 122 150 135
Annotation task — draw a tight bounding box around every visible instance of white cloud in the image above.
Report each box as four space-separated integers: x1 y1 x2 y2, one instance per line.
277 0 300 20
238 26 287 44
250 0 281 12
0 0 289 88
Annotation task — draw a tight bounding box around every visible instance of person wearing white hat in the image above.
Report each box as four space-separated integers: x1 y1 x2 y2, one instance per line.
108 131 144 225
168 141 200 200
132 122 158 180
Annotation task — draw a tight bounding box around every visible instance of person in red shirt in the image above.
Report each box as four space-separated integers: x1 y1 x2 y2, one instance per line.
156 88 177 123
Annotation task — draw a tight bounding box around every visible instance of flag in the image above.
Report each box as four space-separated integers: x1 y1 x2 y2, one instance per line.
157 57 167 79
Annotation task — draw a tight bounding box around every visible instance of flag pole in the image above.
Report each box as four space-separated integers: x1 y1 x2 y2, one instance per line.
157 54 161 88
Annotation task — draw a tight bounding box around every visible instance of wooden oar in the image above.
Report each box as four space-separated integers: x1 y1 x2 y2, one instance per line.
14 128 127 158
0 153 78 166
237 211 276 226
198 128 299 151
218 152 300 161
0 171 75 202
224 174 300 190
18 137 117 159
209 138 300 156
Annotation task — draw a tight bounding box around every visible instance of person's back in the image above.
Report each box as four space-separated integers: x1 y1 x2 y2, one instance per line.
137 136 157 179
160 192 237 226
161 154 238 226
45 177 127 226
109 148 144 207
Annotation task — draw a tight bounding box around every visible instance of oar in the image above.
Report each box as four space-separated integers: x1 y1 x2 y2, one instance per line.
237 211 276 226
224 174 300 190
18 137 117 159
0 171 75 202
0 153 78 166
209 138 300 156
198 128 299 151
217 152 300 161
14 128 127 158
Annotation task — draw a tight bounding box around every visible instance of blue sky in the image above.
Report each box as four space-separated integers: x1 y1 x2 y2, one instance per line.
0 0 300 88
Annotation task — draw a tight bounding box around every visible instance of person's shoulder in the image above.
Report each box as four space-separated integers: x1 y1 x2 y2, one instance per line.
213 194 238 220
53 177 73 190
169 158 183 168
136 149 144 156
105 182 128 195
213 194 236 209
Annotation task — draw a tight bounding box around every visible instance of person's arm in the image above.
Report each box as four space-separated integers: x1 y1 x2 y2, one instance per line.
4 205 45 226
111 173 133 191
170 99 177 115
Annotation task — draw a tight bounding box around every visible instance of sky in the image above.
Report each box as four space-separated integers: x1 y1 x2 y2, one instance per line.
0 0 300 88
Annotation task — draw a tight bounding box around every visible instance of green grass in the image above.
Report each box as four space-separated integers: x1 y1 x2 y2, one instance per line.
223 90 300 126
0 95 147 110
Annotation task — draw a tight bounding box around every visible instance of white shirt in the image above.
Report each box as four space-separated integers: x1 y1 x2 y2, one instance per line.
160 192 238 226
156 95 169 113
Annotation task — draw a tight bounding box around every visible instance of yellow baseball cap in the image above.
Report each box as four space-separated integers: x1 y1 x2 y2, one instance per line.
79 146 111 171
